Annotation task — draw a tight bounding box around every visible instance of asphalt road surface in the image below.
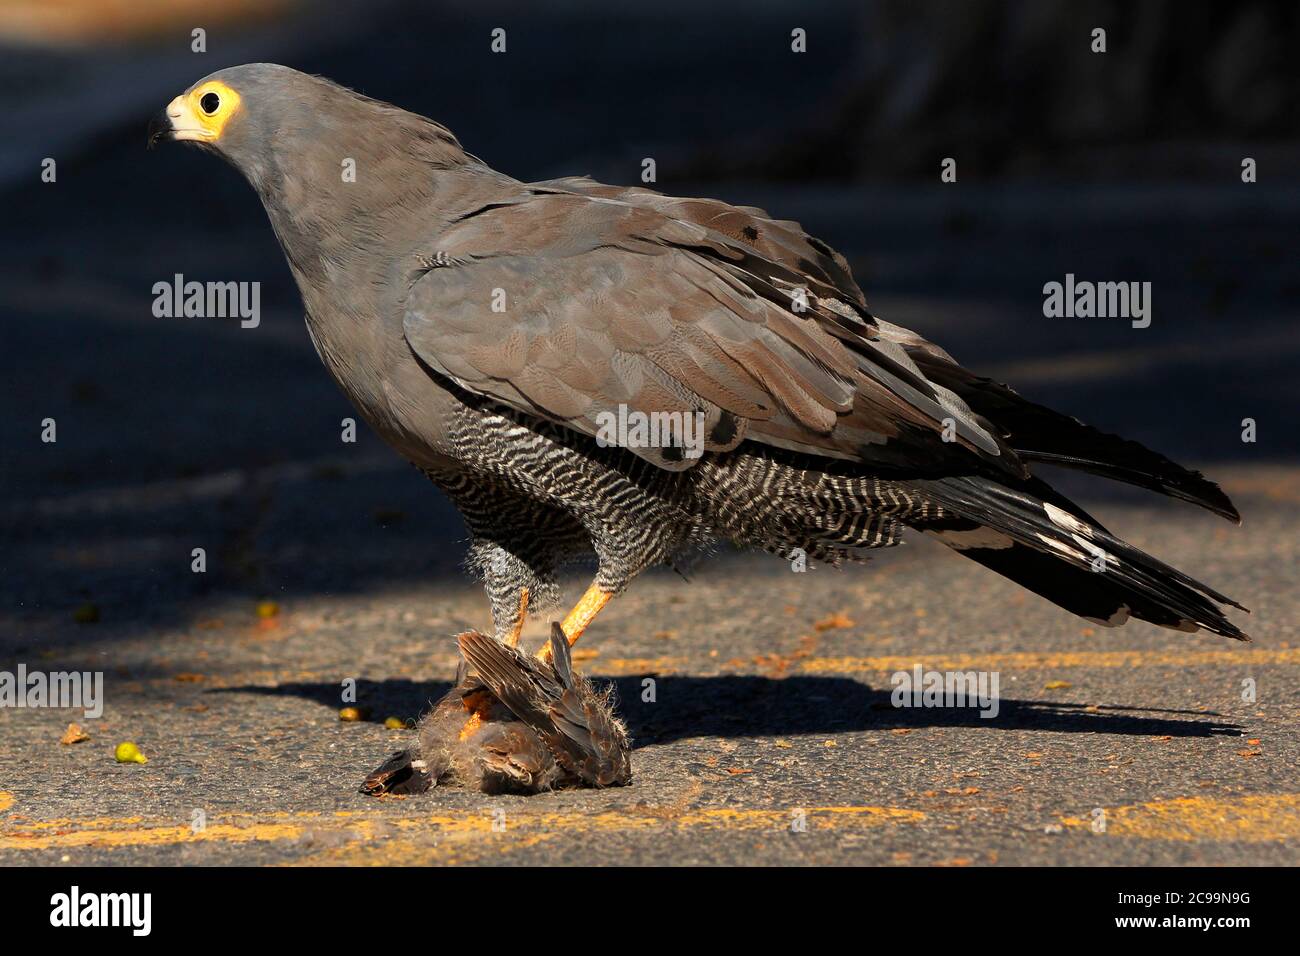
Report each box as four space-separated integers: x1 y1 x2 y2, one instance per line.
3 140 1298 863
1 474 1297 866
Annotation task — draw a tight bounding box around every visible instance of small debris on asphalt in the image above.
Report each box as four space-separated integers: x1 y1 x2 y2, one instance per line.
60 723 90 745
114 742 147 764
813 612 854 631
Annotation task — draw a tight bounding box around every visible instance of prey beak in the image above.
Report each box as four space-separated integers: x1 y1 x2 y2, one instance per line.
146 108 173 149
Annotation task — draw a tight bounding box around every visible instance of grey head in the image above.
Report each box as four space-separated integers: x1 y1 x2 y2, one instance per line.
147 63 475 207
147 62 503 310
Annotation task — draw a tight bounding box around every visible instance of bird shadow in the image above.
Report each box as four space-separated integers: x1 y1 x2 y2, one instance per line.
212 673 1241 742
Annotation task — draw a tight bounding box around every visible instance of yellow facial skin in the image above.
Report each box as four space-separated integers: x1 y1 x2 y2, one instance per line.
165 80 241 143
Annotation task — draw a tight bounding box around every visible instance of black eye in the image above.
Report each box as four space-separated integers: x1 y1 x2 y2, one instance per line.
200 92 221 115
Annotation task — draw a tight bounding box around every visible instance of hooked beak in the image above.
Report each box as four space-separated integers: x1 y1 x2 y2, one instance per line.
147 96 215 149
146 108 172 149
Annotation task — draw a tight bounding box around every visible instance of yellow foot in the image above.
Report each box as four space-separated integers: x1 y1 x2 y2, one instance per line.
536 584 613 662
458 689 494 741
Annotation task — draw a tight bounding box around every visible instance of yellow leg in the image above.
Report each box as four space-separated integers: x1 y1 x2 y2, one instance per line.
537 583 613 661
503 587 529 647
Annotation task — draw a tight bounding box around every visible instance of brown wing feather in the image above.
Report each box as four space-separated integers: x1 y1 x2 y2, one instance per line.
457 629 631 787
403 188 1021 476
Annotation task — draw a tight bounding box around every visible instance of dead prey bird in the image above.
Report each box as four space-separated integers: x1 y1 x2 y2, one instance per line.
362 625 631 795
150 65 1247 791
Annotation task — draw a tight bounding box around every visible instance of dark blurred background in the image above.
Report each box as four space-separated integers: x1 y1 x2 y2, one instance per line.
2 0 1297 651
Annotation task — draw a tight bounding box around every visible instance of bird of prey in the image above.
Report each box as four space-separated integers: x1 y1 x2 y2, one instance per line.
150 64 1247 789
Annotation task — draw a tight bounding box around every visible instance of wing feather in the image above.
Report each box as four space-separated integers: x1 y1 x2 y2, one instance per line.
403 188 1020 475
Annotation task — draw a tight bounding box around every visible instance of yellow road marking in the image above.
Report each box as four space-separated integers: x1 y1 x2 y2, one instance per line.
291 806 928 865
2 822 309 850
11 793 1300 857
0 793 13 813
1060 794 1300 842
0 804 923 853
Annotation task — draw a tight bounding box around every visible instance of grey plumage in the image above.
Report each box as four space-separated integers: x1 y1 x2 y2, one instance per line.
152 63 1249 791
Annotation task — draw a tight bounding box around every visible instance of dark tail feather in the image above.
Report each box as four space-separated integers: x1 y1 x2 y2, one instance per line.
914 475 1249 640
912 358 1240 522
